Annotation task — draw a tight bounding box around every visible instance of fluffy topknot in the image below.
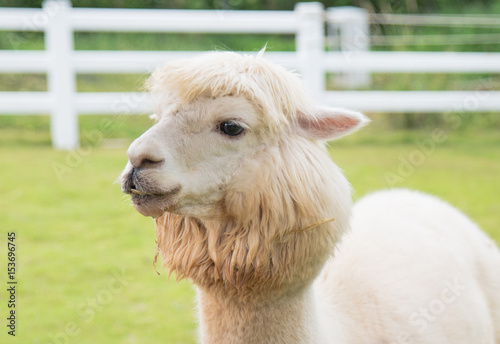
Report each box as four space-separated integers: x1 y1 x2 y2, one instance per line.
146 51 316 132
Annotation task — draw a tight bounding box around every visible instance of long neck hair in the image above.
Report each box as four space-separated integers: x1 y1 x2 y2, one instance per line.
155 136 352 298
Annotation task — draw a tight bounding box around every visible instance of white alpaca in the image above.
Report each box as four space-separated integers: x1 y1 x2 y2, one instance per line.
120 51 500 344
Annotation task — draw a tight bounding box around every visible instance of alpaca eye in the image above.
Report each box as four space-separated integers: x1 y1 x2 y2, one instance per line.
219 121 245 136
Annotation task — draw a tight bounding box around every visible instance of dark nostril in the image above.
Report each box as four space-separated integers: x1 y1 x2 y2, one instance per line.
139 158 164 169
129 168 138 190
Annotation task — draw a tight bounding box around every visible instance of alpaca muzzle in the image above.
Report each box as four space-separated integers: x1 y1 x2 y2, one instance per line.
121 167 163 196
121 166 182 217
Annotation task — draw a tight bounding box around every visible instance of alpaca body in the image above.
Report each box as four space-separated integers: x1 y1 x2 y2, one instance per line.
316 189 500 343
196 189 500 344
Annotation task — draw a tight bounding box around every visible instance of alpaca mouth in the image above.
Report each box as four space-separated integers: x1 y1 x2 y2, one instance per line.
121 168 180 198
129 185 182 217
120 169 181 217
130 188 160 196
129 186 180 199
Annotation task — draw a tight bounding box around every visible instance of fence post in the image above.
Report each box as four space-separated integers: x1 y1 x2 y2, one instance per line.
327 6 370 88
44 0 78 150
295 2 325 102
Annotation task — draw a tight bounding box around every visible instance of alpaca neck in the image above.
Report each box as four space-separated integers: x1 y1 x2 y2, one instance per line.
198 284 332 344
154 140 353 343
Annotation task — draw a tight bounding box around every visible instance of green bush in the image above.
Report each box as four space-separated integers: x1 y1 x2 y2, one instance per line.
0 0 495 12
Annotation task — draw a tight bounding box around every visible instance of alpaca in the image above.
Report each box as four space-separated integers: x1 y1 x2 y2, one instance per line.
120 51 500 344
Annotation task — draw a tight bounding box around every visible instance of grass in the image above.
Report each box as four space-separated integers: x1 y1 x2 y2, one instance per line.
329 133 500 244
0 146 198 344
0 31 295 51
0 120 499 343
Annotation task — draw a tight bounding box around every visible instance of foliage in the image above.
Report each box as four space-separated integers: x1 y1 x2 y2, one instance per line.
0 0 496 12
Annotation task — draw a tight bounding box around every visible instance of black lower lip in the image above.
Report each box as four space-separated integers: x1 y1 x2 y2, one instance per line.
128 185 181 199
131 193 160 198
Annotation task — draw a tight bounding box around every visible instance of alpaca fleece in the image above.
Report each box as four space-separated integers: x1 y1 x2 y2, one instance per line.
121 51 500 344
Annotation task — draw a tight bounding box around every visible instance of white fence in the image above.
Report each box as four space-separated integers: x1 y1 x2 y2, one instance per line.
0 0 499 149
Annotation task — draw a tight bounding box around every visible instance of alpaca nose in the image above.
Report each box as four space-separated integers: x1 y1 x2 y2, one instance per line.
127 139 165 169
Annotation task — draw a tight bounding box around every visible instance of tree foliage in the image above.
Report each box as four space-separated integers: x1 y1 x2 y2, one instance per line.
0 0 495 13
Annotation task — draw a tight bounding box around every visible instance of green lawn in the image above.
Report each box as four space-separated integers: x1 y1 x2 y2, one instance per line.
0 122 499 343
0 146 198 344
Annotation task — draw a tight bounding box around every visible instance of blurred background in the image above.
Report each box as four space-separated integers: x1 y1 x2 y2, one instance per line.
0 0 499 343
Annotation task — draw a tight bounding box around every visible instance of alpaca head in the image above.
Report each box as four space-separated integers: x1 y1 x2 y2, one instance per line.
120 51 368 294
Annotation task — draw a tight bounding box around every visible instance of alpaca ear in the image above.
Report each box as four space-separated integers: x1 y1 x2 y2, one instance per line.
297 107 370 140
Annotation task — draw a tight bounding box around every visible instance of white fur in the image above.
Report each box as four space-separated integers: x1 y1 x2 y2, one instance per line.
318 189 500 343
121 52 500 344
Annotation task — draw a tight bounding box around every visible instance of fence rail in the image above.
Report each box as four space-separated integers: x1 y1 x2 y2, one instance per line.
3 90 499 115
4 50 500 74
0 0 499 149
71 9 298 33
